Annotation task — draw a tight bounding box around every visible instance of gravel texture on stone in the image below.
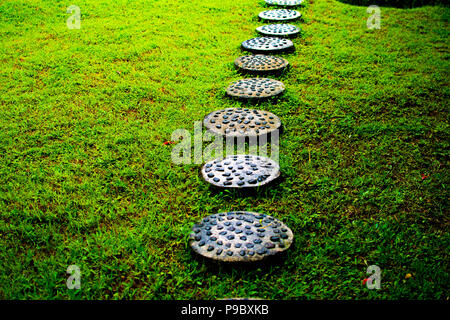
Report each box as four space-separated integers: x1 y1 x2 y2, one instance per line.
189 211 294 262
201 155 280 188
256 24 300 37
203 108 282 138
258 9 301 21
241 37 294 53
234 55 289 73
226 78 285 99
265 0 304 6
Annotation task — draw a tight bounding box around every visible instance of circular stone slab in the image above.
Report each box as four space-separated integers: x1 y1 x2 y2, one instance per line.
226 78 285 99
234 55 289 73
203 108 282 137
256 24 300 37
258 9 301 21
241 37 294 53
201 155 280 188
265 0 304 6
189 211 294 262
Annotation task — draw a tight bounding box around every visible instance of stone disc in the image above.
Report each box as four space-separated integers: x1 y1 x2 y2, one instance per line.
258 9 301 21
226 78 285 99
189 211 294 262
201 155 280 188
256 24 300 37
241 37 294 53
203 108 282 138
234 55 289 73
265 0 304 6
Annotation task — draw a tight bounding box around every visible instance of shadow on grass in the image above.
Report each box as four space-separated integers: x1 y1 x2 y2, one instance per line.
221 93 290 108
187 245 293 275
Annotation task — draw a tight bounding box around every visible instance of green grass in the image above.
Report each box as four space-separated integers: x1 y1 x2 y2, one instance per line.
338 0 448 8
0 0 448 299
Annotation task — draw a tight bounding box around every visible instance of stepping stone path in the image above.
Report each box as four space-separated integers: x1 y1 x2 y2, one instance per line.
256 24 300 37
241 37 294 53
189 211 294 262
265 0 304 6
203 108 282 137
258 9 301 21
184 0 305 290
226 78 285 99
234 55 289 73
201 155 280 188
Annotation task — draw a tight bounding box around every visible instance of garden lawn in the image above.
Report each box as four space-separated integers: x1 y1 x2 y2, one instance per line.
0 0 448 299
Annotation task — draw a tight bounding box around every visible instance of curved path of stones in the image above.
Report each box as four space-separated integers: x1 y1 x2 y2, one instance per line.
188 0 304 275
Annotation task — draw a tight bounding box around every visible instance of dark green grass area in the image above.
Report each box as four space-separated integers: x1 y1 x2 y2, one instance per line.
0 0 448 299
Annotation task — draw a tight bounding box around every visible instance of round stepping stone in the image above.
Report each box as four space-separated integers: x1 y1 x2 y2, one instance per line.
265 0 304 6
201 155 280 188
256 24 300 37
258 9 301 21
203 108 282 138
226 78 285 99
189 211 294 262
241 37 294 53
234 55 289 73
